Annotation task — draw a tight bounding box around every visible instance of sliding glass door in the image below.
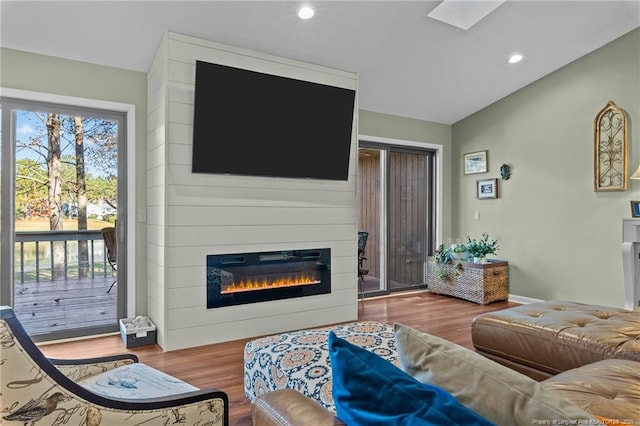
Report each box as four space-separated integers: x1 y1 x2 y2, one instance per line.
357 142 435 296
388 150 432 291
0 97 127 341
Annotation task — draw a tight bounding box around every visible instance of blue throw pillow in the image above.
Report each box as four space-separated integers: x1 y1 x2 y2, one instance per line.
328 331 494 426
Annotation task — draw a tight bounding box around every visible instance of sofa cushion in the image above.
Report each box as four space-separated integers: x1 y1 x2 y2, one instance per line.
394 323 596 425
328 331 493 426
78 362 198 399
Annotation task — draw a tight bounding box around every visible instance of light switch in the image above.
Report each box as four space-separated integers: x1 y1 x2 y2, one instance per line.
474 210 480 221
138 209 147 223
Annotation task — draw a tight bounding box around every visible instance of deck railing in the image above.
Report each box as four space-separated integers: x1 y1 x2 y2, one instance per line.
14 230 113 283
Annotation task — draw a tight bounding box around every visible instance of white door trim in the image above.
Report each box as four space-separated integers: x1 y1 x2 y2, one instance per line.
0 87 137 316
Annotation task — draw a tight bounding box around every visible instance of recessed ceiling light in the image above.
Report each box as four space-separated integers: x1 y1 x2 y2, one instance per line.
298 6 315 20
508 53 524 64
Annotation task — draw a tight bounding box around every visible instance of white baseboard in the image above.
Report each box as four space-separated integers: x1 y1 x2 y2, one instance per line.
508 294 544 305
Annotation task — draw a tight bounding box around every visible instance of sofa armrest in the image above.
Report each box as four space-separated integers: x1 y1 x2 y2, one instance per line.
542 359 640 424
251 389 344 426
50 353 138 381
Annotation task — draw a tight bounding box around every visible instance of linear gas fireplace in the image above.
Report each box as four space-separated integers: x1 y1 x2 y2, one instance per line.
206 248 331 308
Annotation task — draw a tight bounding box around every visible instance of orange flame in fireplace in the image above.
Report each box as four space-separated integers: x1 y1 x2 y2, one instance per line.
221 275 320 294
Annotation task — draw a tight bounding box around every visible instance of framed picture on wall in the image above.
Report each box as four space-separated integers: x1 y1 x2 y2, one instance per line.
631 201 640 217
464 150 488 174
477 178 498 199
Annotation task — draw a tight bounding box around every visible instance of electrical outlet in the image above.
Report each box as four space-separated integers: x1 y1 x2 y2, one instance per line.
474 210 480 221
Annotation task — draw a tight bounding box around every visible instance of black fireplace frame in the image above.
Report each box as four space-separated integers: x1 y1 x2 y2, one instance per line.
206 248 331 308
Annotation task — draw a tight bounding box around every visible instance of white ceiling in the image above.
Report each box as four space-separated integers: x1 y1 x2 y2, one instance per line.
1 1 639 124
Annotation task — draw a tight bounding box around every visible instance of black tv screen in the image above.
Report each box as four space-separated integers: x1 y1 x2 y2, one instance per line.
192 60 355 181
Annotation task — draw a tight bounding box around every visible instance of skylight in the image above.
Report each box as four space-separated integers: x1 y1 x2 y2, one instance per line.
427 0 506 30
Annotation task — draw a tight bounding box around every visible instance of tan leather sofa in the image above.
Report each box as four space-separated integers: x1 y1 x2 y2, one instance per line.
251 358 640 425
252 389 344 426
251 301 640 425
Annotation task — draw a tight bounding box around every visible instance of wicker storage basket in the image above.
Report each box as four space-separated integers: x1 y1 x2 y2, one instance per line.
427 258 508 304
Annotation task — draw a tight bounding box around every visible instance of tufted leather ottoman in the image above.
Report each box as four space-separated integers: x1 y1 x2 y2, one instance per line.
471 300 640 380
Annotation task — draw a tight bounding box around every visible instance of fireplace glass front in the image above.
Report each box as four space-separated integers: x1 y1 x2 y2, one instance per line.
206 248 331 308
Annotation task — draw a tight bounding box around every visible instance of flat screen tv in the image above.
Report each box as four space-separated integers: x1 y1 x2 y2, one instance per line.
192 60 356 181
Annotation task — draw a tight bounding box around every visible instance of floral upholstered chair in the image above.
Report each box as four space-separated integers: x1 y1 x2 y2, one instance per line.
0 306 228 425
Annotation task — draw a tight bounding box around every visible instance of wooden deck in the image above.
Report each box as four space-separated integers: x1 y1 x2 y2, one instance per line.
13 276 117 336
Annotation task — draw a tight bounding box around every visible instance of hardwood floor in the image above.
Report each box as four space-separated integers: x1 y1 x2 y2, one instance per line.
39 291 518 425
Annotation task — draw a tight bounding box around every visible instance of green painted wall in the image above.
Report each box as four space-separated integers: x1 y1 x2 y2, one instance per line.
451 28 640 307
1 47 149 315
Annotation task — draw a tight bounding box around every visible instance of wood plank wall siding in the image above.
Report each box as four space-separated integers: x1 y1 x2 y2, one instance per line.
147 31 360 351
39 291 519 425
146 25 168 353
357 149 381 277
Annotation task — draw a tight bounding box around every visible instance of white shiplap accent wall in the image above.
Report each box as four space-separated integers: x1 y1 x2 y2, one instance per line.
147 31 359 351
147 33 169 348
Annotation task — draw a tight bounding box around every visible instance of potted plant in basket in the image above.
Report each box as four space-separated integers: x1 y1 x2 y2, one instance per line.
432 233 499 280
464 233 499 263
433 244 464 281
450 244 468 261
